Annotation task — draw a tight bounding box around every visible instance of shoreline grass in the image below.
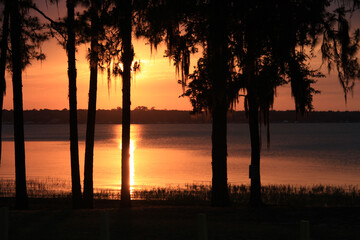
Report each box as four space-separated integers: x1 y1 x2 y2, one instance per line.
2 179 360 240
1 178 360 207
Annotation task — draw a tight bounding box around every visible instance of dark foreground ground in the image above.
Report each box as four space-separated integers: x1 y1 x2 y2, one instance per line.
1 199 360 240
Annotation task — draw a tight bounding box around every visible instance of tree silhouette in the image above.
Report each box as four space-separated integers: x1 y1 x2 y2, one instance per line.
6 0 47 209
79 0 139 208
182 0 360 207
0 0 9 165
67 0 82 209
83 0 115 209
234 0 321 207
9 0 28 209
32 0 126 209
230 0 337 207
83 0 101 209
206 0 231 207
134 0 232 207
182 0 339 207
28 0 84 209
118 0 134 208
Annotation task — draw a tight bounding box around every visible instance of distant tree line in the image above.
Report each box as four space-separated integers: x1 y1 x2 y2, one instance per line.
2 108 360 124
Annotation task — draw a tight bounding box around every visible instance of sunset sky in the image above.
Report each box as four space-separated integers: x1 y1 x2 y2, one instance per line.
2 1 360 111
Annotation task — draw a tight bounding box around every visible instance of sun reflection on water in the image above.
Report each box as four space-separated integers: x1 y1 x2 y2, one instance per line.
130 139 135 188
119 139 135 192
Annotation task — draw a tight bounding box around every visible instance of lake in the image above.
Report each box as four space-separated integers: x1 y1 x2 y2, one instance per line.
1 123 360 190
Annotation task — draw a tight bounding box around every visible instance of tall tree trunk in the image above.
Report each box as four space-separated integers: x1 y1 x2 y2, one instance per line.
83 0 99 209
208 0 230 207
0 1 10 165
248 92 262 207
10 0 28 209
211 101 229 206
67 0 82 209
120 0 133 208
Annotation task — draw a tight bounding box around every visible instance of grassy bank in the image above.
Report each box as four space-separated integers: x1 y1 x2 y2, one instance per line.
1 179 360 239
1 178 360 207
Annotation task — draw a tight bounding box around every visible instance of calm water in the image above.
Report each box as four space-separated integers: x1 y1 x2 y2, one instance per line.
1 123 360 190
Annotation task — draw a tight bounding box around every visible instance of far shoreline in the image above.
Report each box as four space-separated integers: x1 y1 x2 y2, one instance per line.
2 109 360 124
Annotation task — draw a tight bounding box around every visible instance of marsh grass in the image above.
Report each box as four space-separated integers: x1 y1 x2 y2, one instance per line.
0 178 72 199
1 178 360 207
254 184 360 207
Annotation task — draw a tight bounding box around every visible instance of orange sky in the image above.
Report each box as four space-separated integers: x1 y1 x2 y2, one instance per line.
2 2 360 111
3 39 196 111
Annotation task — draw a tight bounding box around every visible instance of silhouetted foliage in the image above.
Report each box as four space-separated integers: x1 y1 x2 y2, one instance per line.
135 0 233 207
321 4 360 102
177 0 360 207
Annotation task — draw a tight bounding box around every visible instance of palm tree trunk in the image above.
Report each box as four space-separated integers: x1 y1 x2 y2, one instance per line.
83 0 99 209
208 0 230 207
67 0 82 209
120 0 133 208
10 0 28 209
248 93 262 207
0 1 10 165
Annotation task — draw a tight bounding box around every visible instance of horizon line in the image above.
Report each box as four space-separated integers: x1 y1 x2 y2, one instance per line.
2 108 360 113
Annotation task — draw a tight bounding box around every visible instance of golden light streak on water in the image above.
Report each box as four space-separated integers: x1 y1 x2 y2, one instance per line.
119 139 136 193
130 139 135 189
